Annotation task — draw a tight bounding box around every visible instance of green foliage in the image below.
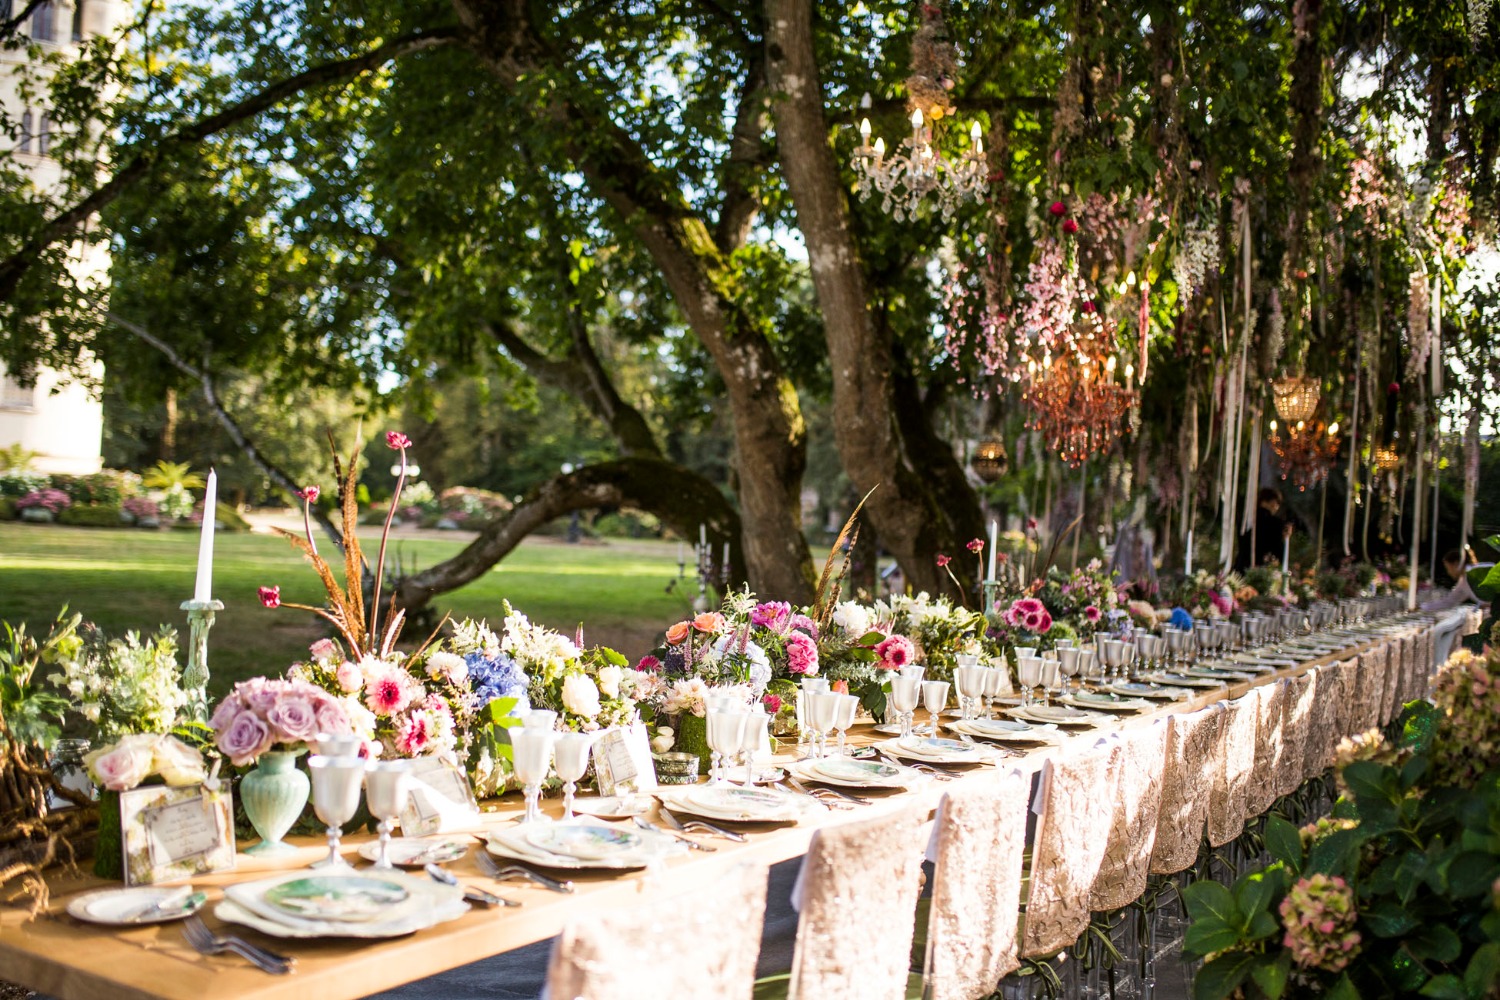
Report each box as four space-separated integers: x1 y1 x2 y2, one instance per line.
141 461 205 491
57 503 126 527
0 609 83 749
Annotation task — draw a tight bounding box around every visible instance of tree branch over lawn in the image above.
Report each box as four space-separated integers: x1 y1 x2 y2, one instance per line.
0 27 462 305
104 310 349 550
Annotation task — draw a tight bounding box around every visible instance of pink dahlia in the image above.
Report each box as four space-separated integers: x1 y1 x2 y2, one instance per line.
395 713 432 755
874 634 916 671
1084 605 1102 623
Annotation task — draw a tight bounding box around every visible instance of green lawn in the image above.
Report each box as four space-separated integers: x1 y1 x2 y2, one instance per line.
0 523 695 697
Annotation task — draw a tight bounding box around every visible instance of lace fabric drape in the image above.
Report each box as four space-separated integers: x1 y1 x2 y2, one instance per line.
1021 740 1119 957
1331 658 1361 746
1089 723 1169 911
926 769 1031 1000
1300 665 1337 778
1276 672 1315 798
1207 694 1259 847
789 807 926 1000
545 860 769 1000
1354 649 1383 733
1149 705 1224 875
1246 681 1287 817
1374 640 1400 725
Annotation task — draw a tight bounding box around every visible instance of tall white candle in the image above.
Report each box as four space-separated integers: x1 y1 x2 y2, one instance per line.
987 519 998 580
1185 529 1193 575
1282 536 1290 576
193 469 217 603
722 542 730 572
699 523 707 548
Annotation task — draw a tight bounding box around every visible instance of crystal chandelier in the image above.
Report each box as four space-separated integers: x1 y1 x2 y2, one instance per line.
1021 315 1136 467
1270 373 1321 425
851 2 987 221
853 111 987 221
1269 418 1341 492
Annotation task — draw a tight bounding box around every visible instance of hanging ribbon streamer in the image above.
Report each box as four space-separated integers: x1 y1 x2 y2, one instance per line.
1242 399 1262 536
1342 328 1361 555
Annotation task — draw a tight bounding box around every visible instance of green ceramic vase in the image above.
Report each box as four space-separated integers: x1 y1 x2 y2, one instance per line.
239 749 309 855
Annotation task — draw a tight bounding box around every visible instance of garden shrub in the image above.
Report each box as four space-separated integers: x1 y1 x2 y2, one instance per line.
0 471 49 498
57 504 125 527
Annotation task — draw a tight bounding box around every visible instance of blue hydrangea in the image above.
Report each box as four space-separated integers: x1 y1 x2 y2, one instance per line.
1169 607 1195 631
466 651 529 713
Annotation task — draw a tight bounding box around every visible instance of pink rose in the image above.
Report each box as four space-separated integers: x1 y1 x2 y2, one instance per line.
86 741 153 792
216 709 272 766
335 660 362 693
762 693 783 713
309 638 338 662
785 631 819 676
314 699 351 736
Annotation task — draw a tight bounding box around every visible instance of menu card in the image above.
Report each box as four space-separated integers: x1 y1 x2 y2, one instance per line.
399 758 483 835
119 783 235 886
593 723 658 796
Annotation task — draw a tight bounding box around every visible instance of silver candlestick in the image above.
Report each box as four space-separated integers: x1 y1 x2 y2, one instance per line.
180 599 224 721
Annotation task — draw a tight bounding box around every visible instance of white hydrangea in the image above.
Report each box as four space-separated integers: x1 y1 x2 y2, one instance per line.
831 601 871 637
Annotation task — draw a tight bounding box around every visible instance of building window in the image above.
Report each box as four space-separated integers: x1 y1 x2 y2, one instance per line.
36 112 50 156
0 375 34 411
31 1 53 42
19 110 32 154
71 1 82 40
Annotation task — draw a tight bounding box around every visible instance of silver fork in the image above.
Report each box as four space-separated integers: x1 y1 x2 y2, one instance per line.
878 754 953 781
181 915 293 975
633 815 715 851
475 851 575 893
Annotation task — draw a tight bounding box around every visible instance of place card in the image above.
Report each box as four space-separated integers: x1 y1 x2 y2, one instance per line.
399 758 483 835
593 723 658 796
119 783 235 886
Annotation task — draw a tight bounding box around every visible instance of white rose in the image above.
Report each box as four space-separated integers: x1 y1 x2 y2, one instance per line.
425 651 468 685
150 735 206 786
84 740 154 792
596 665 623 700
561 673 602 719
650 729 675 754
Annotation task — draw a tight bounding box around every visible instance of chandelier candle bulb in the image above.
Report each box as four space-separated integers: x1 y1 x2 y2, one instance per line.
859 117 871 144
193 469 217 604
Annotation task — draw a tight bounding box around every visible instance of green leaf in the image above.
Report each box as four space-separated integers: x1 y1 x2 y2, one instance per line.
857 630 888 645
1249 951 1291 1000
1419 973 1470 999
1409 925 1464 963
1182 880 1241 928
1343 760 1396 807
1263 815 1303 873
1193 952 1256 1000
1466 943 1500 997
1327 972 1362 1000
1363 898 1420 938
1234 872 1279 929
1184 920 1243 957
1244 908 1280 943
1308 828 1365 879
600 647 628 667
1448 852 1500 897
488 696 521 725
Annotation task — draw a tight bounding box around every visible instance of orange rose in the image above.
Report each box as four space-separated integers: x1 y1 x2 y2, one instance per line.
665 621 691 645
832 679 849 695
692 612 725 634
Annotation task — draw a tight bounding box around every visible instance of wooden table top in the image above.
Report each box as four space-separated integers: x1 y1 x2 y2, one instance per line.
0 613 1460 1000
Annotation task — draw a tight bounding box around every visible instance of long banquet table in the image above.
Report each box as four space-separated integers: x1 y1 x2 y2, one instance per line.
0 608 1481 1000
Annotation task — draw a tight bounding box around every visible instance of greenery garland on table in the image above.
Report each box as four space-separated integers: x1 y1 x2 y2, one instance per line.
1183 633 1500 999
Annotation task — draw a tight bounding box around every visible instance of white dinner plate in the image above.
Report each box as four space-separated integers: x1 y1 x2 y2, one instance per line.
945 719 1060 744
1006 705 1109 726
485 824 683 870
654 784 811 823
571 795 654 820
66 885 206 926
876 738 998 766
356 837 471 867
1140 672 1226 689
1106 681 1190 700
1060 692 1153 712
526 824 642 861
222 870 464 938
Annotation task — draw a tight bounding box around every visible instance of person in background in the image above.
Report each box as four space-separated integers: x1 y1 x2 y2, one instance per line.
1423 547 1493 612
1237 487 1295 570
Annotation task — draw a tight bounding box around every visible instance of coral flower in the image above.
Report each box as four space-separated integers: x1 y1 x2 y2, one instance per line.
665 621 692 645
692 612 726 634
386 431 412 450
936 554 951 568
257 586 281 608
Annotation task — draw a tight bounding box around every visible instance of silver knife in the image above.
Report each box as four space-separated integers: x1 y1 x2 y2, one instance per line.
425 863 521 907
784 773 869 806
124 887 205 923
657 805 747 842
633 815 716 851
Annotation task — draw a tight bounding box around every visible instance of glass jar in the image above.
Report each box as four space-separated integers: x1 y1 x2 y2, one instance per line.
47 737 96 808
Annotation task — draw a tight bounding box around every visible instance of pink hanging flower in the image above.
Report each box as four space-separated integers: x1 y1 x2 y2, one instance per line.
1062 218 1079 234
1048 200 1066 217
966 538 984 554
257 586 281 608
936 554 952 568
386 431 412 450
297 485 320 503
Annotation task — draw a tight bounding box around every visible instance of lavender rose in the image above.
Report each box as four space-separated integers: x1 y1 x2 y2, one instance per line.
217 709 273 766
266 697 319 743
313 698 352 737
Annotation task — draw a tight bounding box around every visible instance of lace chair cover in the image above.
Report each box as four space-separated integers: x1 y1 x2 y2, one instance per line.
546 859 768 1000
789 807 926 1000
1406 634 1425 703
1021 741 1119 958
1300 666 1336 779
1208 693 1260 846
1276 672 1316 798
1090 723 1168 910
1374 641 1400 724
1245 681 1288 817
925 769 1031 1000
1149 704 1224 875
1420 630 1436 692
1354 649 1383 733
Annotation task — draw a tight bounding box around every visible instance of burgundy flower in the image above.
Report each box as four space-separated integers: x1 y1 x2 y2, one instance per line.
762 693 783 714
386 431 412 450
258 586 281 608
1048 200 1066 217
1387 382 1400 394
297 485 320 503
1081 300 1097 314
936 554 952 568
1062 218 1079 235
636 654 663 673
966 538 984 554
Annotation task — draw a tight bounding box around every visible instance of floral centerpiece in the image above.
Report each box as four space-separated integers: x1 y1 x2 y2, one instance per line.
47 626 189 738
870 591 987 682
1162 568 1239 620
1029 559 1127 636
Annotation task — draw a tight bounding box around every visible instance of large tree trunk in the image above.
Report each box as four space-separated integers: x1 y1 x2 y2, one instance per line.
764 0 981 595
394 458 744 611
453 0 814 603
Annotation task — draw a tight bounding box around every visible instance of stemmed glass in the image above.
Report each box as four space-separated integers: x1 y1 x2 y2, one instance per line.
307 754 364 870
739 711 770 785
832 694 859 755
553 732 592 821
921 680 950 736
1078 648 1099 688
797 677 829 753
803 693 841 758
1040 655 1063 705
1057 647 1081 699
511 717 557 825
888 676 921 740
364 759 414 869
953 665 987 721
312 733 364 757
1017 656 1043 706
982 665 1011 718
707 708 746 782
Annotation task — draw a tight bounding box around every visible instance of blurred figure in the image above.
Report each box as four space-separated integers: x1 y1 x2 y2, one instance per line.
1423 547 1492 611
1237 487 1294 570
1109 495 1157 588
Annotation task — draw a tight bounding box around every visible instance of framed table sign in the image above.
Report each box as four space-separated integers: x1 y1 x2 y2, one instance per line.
593 723 658 796
119 784 235 886
399 758 483 835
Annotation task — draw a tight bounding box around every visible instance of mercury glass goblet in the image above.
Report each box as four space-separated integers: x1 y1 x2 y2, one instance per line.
707 709 744 783
364 759 414 869
921 680 950 736
803 694 841 759
510 723 556 825
1057 647 1081 698
888 677 921 740
738 711 770 785
832 694 859 755
553 732 592 821
308 754 364 870
953 665 987 721
1017 656 1043 706
981 664 1011 718
312 732 364 757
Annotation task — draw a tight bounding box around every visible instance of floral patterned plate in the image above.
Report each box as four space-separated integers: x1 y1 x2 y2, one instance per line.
263 875 408 922
526 824 642 861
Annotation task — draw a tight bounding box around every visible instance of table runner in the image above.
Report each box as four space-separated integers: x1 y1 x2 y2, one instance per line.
924 769 1030 1000
545 859 768 1000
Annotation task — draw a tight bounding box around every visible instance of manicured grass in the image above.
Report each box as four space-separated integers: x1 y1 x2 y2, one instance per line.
0 523 695 697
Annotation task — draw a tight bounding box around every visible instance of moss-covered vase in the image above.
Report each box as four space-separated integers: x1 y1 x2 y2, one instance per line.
673 713 712 771
92 789 123 880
